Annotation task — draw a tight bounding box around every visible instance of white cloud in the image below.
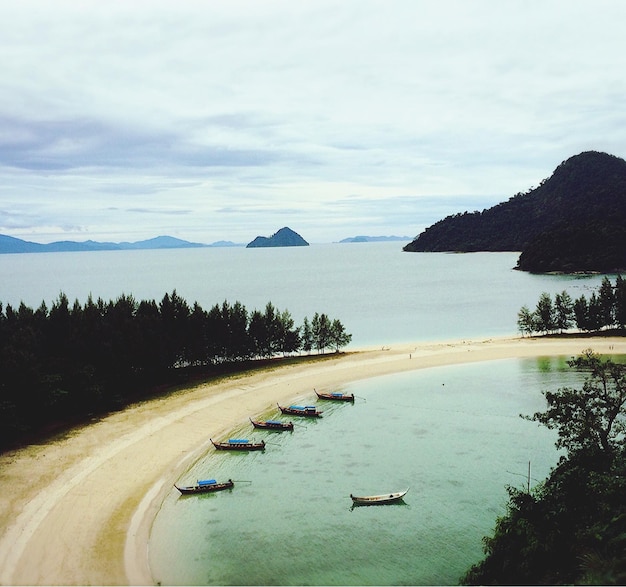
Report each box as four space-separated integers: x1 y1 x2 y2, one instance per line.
0 0 625 243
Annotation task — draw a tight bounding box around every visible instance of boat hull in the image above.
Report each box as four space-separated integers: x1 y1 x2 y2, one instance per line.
315 390 355 402
211 439 266 451
175 480 234 494
277 404 323 418
350 489 409 506
250 419 294 431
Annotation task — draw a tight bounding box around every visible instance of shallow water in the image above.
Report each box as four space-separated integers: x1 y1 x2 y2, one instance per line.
149 356 580 585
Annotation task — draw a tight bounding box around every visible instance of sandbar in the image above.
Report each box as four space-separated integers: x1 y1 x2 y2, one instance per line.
0 335 624 585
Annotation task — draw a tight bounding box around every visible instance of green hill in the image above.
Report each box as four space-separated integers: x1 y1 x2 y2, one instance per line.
403 151 626 273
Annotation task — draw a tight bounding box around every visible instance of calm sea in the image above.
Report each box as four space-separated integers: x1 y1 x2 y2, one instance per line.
0 244 614 584
0 242 609 347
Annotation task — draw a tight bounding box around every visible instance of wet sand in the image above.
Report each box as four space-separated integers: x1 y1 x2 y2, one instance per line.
0 335 624 585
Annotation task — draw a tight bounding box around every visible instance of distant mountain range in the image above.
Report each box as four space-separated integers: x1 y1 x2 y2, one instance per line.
0 234 241 254
403 151 626 273
339 235 411 243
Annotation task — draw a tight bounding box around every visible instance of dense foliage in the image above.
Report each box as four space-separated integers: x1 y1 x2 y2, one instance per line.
516 221 626 273
403 151 626 273
517 276 626 335
0 291 351 450
462 351 626 585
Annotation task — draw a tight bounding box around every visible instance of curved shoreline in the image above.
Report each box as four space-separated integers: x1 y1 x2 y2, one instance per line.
0 336 625 585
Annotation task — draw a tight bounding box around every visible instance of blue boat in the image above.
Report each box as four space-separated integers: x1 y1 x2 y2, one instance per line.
277 404 323 418
175 478 234 494
211 438 266 451
315 389 355 402
250 418 294 431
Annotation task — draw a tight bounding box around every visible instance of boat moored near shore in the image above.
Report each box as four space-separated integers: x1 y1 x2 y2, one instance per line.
211 438 266 451
250 418 294 431
314 389 355 402
175 479 234 495
277 404 323 418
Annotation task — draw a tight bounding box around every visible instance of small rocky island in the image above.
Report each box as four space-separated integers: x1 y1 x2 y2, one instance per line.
246 227 309 248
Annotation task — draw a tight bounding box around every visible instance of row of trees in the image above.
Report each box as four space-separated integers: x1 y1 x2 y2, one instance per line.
463 350 626 584
0 291 352 449
517 275 626 335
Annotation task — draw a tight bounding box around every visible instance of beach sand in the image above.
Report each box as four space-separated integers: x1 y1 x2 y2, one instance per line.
0 335 624 586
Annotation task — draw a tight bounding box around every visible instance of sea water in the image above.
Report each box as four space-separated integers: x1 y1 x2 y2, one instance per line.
148 356 581 585
0 243 610 347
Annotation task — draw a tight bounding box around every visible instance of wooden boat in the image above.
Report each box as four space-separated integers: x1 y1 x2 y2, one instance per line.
315 389 355 402
175 478 234 495
250 418 294 431
211 438 266 451
350 488 409 506
277 403 323 418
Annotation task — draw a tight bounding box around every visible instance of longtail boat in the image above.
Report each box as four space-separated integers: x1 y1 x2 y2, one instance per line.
277 403 323 418
350 488 409 506
315 389 355 402
250 418 294 431
211 438 266 451
175 478 234 495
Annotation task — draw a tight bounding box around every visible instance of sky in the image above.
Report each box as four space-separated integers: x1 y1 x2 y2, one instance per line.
1 0 625 245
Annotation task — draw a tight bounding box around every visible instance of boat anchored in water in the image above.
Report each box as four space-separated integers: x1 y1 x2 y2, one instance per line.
175 478 234 495
277 404 323 418
314 389 355 402
250 418 294 431
350 488 409 506
211 438 266 451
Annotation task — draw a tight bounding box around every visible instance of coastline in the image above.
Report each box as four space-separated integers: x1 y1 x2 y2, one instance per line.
1 335 625 585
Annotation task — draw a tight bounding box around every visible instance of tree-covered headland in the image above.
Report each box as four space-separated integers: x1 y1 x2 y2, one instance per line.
462 350 626 585
0 291 351 450
404 151 626 274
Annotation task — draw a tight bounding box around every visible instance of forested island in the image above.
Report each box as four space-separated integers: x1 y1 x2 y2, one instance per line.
404 151 626 273
0 292 351 450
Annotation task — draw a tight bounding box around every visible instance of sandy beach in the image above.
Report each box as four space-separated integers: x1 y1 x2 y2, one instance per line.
0 335 624 586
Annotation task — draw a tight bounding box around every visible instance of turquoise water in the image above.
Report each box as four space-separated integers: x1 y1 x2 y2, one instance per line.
149 357 581 585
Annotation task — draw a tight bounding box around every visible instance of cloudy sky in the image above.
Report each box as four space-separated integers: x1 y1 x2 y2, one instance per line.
1 0 625 244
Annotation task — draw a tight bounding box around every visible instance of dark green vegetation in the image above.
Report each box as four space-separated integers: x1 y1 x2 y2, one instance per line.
462 350 626 585
403 151 626 273
517 276 626 335
0 291 351 451
246 226 309 248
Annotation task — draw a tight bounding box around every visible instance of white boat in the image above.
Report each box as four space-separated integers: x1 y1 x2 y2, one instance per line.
350 488 409 506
